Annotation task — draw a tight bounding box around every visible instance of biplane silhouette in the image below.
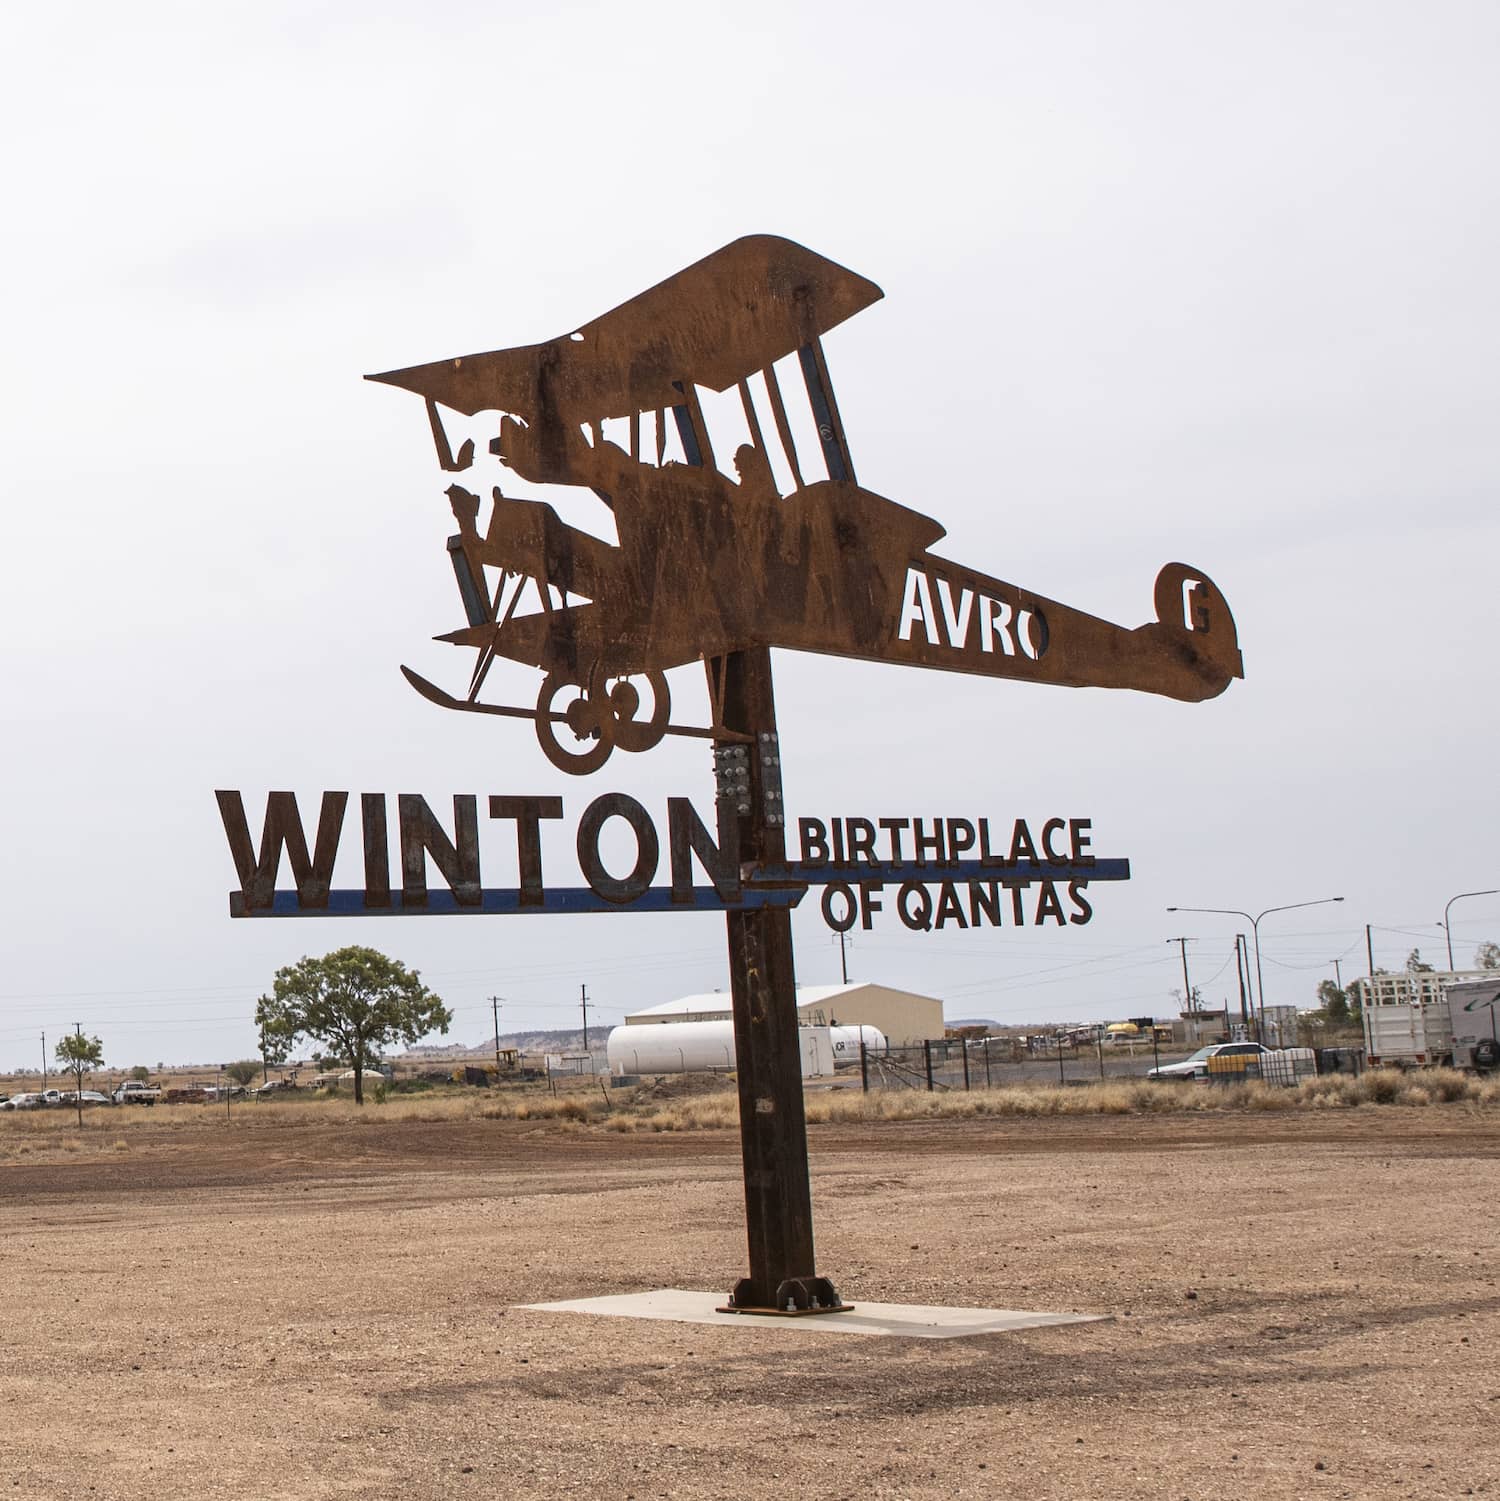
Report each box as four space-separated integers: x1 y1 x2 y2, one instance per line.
369 235 1242 772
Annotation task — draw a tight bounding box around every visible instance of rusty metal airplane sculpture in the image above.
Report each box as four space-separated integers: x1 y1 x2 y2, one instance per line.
369 235 1242 772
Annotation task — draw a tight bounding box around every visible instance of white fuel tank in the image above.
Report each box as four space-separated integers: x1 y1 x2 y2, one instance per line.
606 1021 858 1078
829 1024 887 1064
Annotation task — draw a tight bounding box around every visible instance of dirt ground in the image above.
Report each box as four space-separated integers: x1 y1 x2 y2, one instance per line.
1 1109 1497 1500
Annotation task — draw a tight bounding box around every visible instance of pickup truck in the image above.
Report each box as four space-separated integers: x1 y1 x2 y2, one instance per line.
112 1082 162 1106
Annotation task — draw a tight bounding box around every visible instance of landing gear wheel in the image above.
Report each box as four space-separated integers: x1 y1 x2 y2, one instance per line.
608 671 670 753
535 673 616 774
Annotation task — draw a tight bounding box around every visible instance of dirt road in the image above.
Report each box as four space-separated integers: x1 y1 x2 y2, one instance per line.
1 1109 1496 1499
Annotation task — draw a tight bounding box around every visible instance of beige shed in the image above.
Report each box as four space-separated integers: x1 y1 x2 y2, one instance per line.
622 982 945 1047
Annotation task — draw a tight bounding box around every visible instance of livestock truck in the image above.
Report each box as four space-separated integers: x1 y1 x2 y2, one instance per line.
1362 977 1500 1071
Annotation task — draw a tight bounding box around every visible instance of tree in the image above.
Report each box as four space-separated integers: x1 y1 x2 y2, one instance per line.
128 1064 151 1083
224 1060 261 1088
1476 941 1500 971
1315 979 1350 1024
1406 948 1434 973
257 1001 291 1083
256 947 450 1105
55 1033 105 1127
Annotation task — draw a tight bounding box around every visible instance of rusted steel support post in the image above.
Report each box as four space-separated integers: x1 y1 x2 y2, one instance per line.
715 646 844 1316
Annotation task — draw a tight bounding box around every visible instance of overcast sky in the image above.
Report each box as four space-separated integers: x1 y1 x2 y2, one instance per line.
2 1 1496 1069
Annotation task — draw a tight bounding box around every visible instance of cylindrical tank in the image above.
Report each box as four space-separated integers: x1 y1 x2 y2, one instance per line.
605 1020 888 1075
606 1020 737 1075
829 1024 887 1064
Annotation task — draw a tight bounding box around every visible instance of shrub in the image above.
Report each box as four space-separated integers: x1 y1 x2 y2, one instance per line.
1425 1069 1474 1103
1297 1076 1359 1108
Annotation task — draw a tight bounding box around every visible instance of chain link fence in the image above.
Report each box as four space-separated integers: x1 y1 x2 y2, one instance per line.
854 1038 1365 1092
855 1037 1168 1091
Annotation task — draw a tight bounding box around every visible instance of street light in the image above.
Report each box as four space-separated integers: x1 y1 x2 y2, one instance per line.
1440 889 1500 971
1166 898 1345 1033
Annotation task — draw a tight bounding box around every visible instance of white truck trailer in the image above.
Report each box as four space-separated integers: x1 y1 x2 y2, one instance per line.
1443 979 1500 1073
1361 977 1500 1071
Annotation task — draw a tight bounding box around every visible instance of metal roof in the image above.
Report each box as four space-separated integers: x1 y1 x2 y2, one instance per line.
623 981 938 1021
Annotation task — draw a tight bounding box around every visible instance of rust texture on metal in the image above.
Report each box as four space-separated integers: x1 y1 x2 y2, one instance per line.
369 233 1243 774
487 795 562 906
714 647 845 1317
363 231 1242 1313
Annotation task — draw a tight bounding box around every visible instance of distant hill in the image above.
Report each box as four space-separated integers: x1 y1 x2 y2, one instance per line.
401 1028 600 1060
495 1029 594 1052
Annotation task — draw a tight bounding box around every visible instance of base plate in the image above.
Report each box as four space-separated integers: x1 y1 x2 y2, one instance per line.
714 1301 854 1317
521 1288 1105 1341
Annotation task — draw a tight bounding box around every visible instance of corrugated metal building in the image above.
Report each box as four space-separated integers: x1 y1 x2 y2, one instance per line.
621 982 945 1046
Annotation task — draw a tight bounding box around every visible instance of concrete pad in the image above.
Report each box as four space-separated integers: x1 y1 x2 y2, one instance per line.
520 1288 1106 1340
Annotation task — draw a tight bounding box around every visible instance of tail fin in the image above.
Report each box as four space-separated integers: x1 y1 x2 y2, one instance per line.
1151 563 1244 694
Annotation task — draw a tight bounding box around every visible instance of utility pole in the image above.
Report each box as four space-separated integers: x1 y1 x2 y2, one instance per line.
837 928 848 985
1331 958 1343 991
1366 924 1375 980
580 984 589 1055
41 1031 47 1090
490 996 503 1076
1167 899 1344 1040
1168 937 1193 1013
1234 935 1251 1030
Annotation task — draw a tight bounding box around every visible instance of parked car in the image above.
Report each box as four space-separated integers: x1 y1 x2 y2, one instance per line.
1147 1042 1269 1081
59 1090 114 1108
1 1092 44 1111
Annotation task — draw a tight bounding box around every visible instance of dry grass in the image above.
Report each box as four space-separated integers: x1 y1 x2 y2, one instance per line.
517 1068 1500 1131
1 1069 1496 1156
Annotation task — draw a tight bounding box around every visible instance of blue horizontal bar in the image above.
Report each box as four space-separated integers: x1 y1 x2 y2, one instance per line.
763 858 1130 885
231 885 806 918
229 861 1127 918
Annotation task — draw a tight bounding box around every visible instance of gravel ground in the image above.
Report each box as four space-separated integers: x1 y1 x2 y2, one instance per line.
1 1109 1496 1500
